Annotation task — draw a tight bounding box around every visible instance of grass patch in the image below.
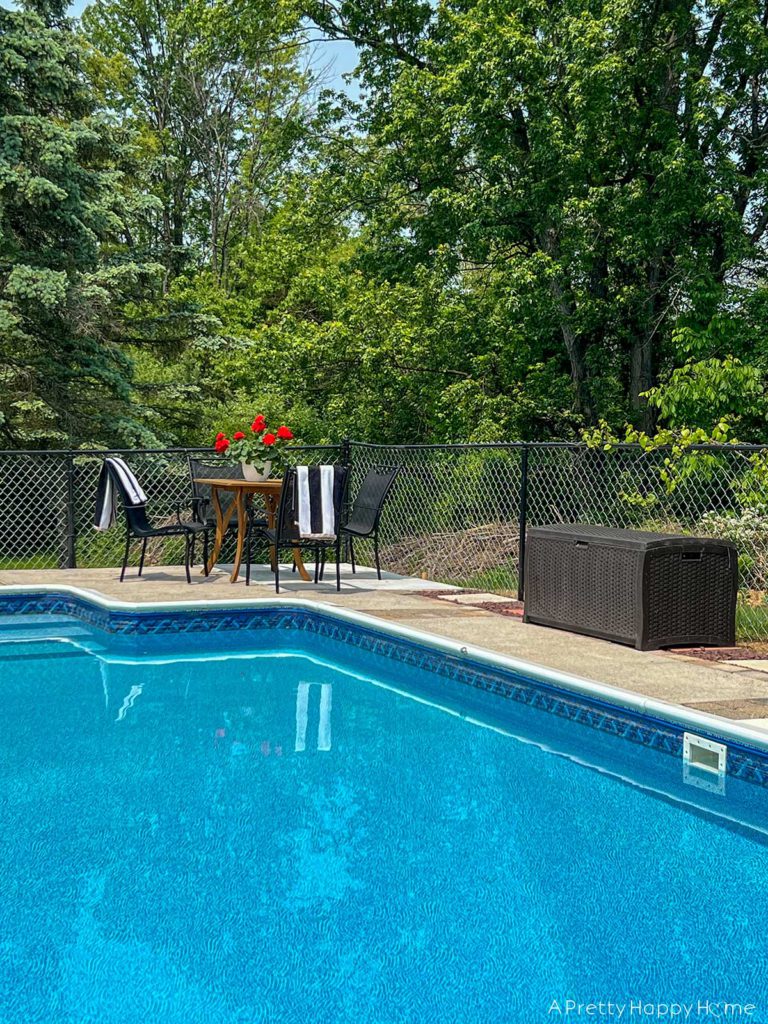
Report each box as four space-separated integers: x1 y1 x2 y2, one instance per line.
0 552 60 570
447 566 518 594
736 599 768 644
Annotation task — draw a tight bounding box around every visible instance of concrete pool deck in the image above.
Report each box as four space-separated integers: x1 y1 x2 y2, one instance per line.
3 564 768 731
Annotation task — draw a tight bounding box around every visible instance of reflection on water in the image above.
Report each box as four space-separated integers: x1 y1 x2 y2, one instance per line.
98 653 334 758
295 682 332 753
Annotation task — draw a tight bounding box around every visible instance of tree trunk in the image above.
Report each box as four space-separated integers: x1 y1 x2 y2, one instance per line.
630 333 654 431
541 228 594 422
549 275 593 422
630 261 661 432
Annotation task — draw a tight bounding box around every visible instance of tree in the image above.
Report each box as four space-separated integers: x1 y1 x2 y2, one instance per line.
307 0 768 432
0 1 160 446
82 0 311 287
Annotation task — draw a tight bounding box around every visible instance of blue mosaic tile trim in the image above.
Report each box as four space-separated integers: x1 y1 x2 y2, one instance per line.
2 590 768 787
726 750 768 787
0 591 111 630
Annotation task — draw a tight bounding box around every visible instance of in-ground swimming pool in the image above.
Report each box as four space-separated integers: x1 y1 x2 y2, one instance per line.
1 589 768 1023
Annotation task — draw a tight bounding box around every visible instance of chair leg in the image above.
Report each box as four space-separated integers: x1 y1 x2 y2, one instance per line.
314 545 320 584
184 534 191 584
190 533 196 566
335 537 342 592
275 555 280 594
350 536 356 574
120 530 131 582
138 537 147 577
202 530 210 577
374 531 381 580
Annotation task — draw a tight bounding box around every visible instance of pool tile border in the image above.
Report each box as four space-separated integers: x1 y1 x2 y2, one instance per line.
2 589 768 790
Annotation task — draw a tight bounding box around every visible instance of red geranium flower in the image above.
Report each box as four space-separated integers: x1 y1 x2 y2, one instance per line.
262 433 276 446
251 414 266 433
215 432 225 440
215 437 230 452
276 425 293 440
233 431 245 440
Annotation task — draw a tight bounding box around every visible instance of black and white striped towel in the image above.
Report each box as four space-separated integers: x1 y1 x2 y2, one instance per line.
93 457 148 531
295 465 345 540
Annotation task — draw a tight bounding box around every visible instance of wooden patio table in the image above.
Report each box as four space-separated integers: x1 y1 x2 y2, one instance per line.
195 477 309 584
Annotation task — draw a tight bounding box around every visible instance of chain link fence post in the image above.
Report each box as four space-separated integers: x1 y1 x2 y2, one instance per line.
65 453 77 569
340 437 352 562
517 443 529 601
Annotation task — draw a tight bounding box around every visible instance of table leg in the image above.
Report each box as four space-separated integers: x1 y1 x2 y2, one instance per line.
293 547 311 582
205 486 234 575
230 490 247 583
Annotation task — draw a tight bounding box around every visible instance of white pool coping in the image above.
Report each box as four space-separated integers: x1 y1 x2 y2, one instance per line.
3 583 768 756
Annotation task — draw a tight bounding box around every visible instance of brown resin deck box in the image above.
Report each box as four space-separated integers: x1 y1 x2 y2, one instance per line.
523 523 737 651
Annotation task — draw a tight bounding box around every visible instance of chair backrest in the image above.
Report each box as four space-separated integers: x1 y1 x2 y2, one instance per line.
276 465 349 542
345 465 401 535
276 466 300 542
188 458 244 515
105 461 153 533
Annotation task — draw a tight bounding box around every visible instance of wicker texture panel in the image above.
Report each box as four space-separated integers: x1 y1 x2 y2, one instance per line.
645 548 736 646
525 535 639 641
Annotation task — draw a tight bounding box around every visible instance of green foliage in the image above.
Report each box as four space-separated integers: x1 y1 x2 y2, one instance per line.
0 3 160 446
582 418 736 494
645 357 768 435
310 0 768 434
5 0 768 450
81 0 308 282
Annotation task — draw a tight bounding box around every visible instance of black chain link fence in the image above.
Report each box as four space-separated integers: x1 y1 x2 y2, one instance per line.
2 441 768 641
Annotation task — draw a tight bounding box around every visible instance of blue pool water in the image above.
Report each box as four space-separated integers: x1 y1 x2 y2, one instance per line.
1 611 768 1023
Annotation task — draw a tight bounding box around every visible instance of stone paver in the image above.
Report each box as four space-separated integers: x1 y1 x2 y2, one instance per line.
436 592 513 605
686 699 768 719
3 565 768 725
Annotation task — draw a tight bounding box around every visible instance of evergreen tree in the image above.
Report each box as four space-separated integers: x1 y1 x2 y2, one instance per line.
0 1 160 446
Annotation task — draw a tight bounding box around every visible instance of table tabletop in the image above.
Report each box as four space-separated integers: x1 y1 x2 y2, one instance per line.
193 477 283 492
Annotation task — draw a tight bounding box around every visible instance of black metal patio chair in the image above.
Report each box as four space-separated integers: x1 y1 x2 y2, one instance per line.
103 460 212 584
338 465 401 580
246 465 349 592
187 458 267 565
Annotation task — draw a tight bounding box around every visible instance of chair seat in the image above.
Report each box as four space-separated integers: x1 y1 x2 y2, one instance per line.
257 527 321 546
339 522 373 538
133 521 209 538
183 520 210 534
204 514 267 530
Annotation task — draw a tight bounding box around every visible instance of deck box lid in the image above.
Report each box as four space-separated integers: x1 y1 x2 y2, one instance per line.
526 522 736 553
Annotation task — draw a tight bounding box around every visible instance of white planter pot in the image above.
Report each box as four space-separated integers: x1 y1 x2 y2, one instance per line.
241 459 272 482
